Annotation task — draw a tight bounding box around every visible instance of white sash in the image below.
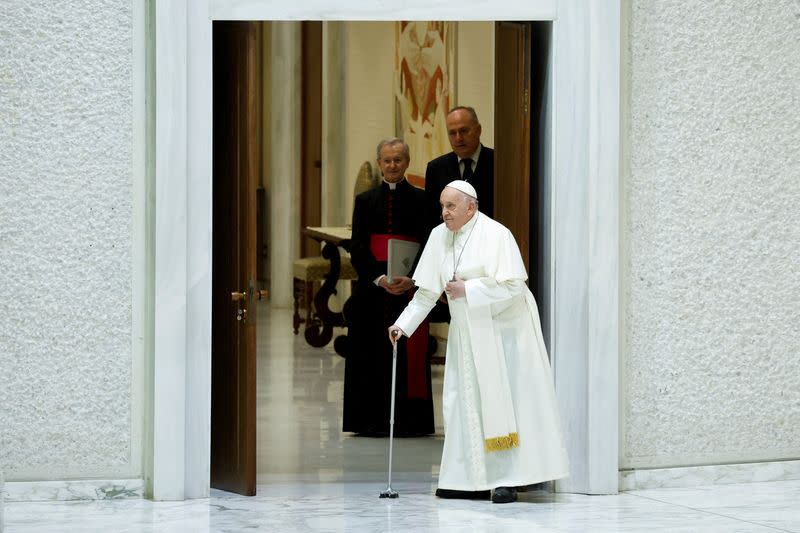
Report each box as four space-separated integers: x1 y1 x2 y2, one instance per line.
464 303 519 451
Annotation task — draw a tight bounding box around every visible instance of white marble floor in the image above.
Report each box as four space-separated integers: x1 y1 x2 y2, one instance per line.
4 306 799 532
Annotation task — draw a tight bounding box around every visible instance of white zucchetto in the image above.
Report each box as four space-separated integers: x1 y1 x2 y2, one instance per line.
444 179 478 200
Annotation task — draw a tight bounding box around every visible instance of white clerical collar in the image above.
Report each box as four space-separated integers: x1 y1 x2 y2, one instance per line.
453 210 480 236
457 144 482 166
383 178 405 190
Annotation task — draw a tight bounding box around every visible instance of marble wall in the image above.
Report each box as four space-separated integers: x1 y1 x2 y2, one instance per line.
623 0 800 469
0 1 139 481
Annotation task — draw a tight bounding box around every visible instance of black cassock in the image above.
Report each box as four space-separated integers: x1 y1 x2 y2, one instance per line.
343 179 435 436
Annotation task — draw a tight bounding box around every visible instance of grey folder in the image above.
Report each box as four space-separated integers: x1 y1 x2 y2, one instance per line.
387 239 420 280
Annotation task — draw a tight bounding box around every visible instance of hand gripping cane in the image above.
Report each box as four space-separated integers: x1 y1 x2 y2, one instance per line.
379 329 401 498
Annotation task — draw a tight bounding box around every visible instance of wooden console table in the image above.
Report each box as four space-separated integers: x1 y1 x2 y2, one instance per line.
301 226 353 356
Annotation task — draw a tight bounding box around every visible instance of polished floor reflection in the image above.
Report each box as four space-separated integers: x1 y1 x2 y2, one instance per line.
256 303 445 485
4 305 799 532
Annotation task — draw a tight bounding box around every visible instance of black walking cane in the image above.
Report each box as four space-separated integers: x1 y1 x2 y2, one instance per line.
379 329 401 499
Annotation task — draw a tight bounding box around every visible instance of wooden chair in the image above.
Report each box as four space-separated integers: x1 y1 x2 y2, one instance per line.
292 256 357 334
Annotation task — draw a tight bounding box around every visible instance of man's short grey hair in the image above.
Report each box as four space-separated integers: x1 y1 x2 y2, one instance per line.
448 106 479 124
376 138 410 160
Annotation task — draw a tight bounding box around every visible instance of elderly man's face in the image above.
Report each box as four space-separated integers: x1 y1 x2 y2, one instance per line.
440 186 476 232
377 143 410 183
446 109 482 159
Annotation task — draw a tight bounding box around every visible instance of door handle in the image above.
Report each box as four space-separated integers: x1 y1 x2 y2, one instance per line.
232 291 247 321
231 287 267 323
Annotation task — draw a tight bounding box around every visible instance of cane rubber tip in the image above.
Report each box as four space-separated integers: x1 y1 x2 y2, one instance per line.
379 490 399 499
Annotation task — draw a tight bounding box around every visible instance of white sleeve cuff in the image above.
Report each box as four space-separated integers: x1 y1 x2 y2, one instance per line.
394 287 439 337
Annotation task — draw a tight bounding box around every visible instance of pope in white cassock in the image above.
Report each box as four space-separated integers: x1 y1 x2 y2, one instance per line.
388 180 569 504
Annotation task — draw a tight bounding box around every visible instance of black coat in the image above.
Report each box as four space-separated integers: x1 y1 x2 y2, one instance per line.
350 179 428 283
423 145 494 233
343 179 434 436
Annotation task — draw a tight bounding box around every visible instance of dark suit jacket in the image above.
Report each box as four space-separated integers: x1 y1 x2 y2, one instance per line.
423 145 494 233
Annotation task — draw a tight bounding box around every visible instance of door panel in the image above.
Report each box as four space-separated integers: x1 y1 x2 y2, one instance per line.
494 22 532 273
301 21 323 258
211 21 262 496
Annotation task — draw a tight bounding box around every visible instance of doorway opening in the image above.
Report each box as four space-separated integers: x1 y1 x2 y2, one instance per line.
494 21 554 350
209 20 555 497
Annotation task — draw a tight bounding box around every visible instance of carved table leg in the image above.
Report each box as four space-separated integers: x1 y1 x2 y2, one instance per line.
304 241 346 348
292 277 302 334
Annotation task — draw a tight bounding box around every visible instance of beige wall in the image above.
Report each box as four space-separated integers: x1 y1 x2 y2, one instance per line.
341 21 495 222
343 22 395 221
456 22 494 147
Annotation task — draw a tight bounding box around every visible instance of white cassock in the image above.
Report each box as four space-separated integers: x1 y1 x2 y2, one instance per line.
395 212 570 491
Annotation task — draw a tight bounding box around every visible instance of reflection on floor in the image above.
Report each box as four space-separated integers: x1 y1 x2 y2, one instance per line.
257 303 445 485
4 305 800 532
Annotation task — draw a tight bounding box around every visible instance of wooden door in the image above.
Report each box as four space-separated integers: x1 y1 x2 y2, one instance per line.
301 21 323 258
494 22 532 272
211 21 263 496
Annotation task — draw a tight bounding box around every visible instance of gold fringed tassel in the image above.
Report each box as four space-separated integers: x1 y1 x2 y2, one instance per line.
484 432 520 452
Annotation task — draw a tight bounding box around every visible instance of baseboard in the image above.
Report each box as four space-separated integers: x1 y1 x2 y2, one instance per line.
3 478 144 502
619 459 800 491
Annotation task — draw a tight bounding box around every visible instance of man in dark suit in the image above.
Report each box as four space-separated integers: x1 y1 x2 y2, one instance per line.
424 106 494 232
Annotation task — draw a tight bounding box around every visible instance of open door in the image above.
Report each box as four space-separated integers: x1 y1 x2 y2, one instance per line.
494 22 532 273
300 21 323 258
211 21 263 496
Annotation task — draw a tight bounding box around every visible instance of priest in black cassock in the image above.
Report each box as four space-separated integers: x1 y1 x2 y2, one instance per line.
343 138 434 437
